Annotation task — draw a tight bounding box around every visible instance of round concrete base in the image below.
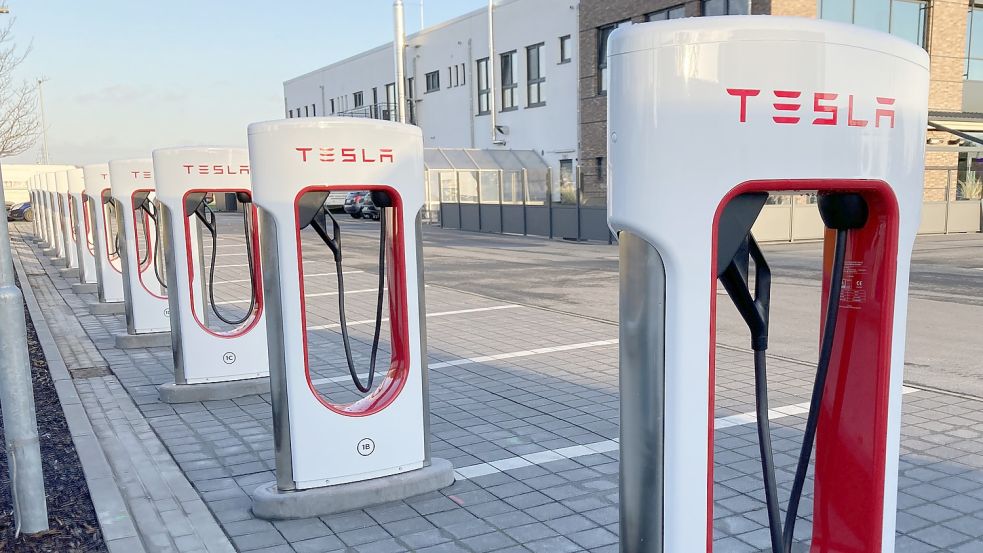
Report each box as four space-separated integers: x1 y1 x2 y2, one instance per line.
59 267 79 278
159 377 270 404
42 248 58 257
88 301 125 315
114 331 171 349
251 458 456 520
72 282 99 294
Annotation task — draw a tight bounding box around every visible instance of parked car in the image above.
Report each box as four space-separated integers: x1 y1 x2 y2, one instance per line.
344 191 367 218
360 193 380 220
8 201 33 222
324 191 347 213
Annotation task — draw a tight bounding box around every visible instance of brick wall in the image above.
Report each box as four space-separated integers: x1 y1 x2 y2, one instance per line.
928 0 967 112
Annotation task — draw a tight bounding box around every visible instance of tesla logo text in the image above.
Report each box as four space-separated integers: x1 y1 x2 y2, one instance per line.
129 171 152 179
294 147 394 163
181 164 250 175
727 89 896 128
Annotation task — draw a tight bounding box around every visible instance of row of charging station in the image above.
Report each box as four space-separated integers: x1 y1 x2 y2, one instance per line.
23 16 929 551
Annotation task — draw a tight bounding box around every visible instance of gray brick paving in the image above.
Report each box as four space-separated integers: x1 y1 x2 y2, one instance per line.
11 220 983 552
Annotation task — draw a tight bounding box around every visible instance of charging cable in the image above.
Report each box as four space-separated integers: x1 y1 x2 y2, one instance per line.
192 199 257 326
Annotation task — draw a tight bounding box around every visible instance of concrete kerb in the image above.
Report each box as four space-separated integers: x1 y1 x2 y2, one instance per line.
41 248 58 256
251 458 456 520
89 301 125 315
59 267 79 279
11 251 146 553
72 282 99 294
158 376 270 403
114 331 171 349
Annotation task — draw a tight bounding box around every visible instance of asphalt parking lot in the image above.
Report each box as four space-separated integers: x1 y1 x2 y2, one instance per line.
14 218 983 552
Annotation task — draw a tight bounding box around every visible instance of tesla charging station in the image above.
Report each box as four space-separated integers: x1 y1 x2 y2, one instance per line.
29 176 42 241
607 18 928 553
42 173 64 259
108 159 171 348
247 118 452 519
68 168 99 293
83 163 126 314
154 146 271 403
55 171 80 273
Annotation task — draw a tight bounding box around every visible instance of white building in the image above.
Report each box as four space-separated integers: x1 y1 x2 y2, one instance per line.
283 0 580 173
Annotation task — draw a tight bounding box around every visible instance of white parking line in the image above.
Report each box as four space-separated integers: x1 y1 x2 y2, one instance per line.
307 304 520 331
212 270 363 285
214 288 379 306
453 386 919 480
430 339 618 370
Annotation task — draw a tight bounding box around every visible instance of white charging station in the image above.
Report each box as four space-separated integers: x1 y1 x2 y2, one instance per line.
42 173 64 259
29 175 44 242
108 158 171 348
83 163 126 314
607 18 928 553
248 118 452 519
154 146 271 403
38 173 53 252
54 171 79 272
67 168 99 293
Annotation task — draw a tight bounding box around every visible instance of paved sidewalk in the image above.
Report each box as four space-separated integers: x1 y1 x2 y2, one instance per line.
12 220 983 552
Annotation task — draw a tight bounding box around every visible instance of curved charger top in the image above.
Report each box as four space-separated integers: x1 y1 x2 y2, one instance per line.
153 147 251 200
108 158 156 197
55 170 70 194
606 16 930 243
82 164 111 198
247 117 424 214
68 168 85 194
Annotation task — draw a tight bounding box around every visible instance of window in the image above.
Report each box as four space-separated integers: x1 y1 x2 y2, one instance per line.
448 66 453 86
559 35 571 63
476 57 491 115
597 21 630 95
311 103 316 116
330 99 335 114
820 0 928 48
384 82 396 120
454 64 460 87
970 4 983 80
646 4 686 20
460 63 466 85
425 70 440 92
407 77 415 98
702 0 748 16
288 109 294 118
500 50 517 110
353 91 364 108
304 105 309 117
526 43 545 107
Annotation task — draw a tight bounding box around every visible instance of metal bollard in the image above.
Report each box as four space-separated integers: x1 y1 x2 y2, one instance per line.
0 163 49 535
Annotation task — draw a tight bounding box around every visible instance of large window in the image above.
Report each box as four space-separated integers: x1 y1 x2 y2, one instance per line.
597 20 630 95
384 83 396 120
702 0 748 16
476 57 491 115
353 91 363 108
969 3 983 80
820 0 928 48
527 43 545 107
647 4 686 20
559 35 571 63
425 70 440 93
501 50 517 111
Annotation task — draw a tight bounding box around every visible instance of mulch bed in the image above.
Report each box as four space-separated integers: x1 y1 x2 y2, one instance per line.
0 288 107 552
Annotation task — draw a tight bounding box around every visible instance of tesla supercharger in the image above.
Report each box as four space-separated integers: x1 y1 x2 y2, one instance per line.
108 159 171 348
608 18 929 553
154 146 271 403
29 176 42 240
42 173 63 258
39 173 54 250
55 171 80 272
248 118 452 519
83 163 126 314
67 168 98 291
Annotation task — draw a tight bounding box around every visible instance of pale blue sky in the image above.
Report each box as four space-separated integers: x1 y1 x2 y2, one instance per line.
5 0 486 165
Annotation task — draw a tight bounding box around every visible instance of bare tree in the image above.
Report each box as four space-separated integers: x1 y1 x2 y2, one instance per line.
0 13 37 158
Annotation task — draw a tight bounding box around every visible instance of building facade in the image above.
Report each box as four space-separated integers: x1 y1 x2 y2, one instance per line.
283 0 580 176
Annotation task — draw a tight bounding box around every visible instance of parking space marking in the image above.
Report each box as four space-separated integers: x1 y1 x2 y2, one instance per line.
429 339 618 370
212 270 362 285
307 304 521 330
214 288 379 306
452 386 919 480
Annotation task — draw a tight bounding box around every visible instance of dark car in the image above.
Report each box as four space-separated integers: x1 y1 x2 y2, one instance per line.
360 193 381 220
8 201 33 222
343 191 367 218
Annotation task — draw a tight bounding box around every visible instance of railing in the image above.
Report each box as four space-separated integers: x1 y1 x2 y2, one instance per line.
335 102 416 125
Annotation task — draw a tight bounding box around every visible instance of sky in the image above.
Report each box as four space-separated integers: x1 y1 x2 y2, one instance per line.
4 0 487 166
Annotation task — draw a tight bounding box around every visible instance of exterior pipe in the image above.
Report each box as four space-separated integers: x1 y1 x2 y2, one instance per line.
393 0 408 124
0 162 49 535
488 0 499 144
